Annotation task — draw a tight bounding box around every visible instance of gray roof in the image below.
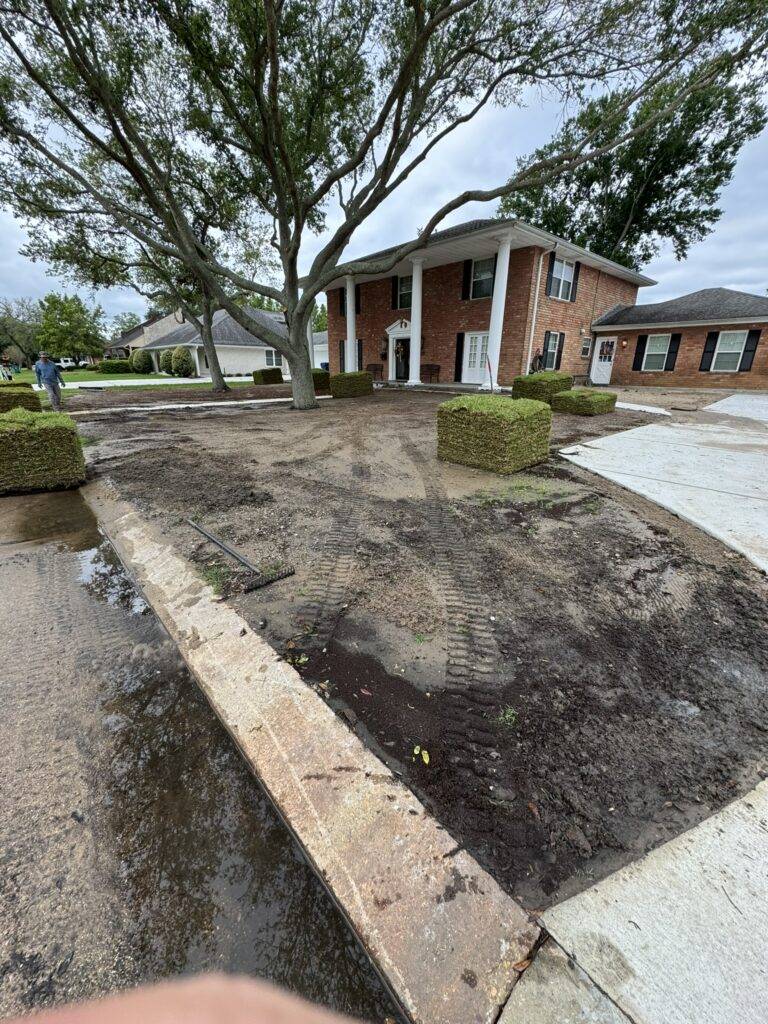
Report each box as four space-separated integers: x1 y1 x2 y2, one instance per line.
312 330 328 346
143 306 287 351
593 288 768 328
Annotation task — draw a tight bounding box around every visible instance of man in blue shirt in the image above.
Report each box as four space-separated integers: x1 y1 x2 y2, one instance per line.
33 352 65 411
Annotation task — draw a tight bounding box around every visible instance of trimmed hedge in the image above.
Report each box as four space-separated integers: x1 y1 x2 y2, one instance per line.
0 386 42 413
551 388 618 416
0 379 33 389
171 345 195 377
330 371 374 398
0 407 85 495
97 358 133 374
253 366 284 385
511 371 573 404
437 394 551 475
131 348 153 373
312 368 330 392
160 349 174 374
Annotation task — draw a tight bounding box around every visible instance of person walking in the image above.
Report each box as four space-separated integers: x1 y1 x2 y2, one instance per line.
33 352 65 411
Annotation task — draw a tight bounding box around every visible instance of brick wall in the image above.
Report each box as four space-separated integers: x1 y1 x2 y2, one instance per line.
604 322 768 389
326 246 638 385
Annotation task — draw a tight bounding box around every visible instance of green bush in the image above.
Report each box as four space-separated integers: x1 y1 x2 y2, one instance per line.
511 371 573 404
0 407 85 495
97 358 133 374
329 371 374 398
0 380 33 389
312 368 330 392
160 349 174 374
131 348 153 373
253 366 284 385
171 345 196 377
437 394 551 475
551 388 618 416
0 386 42 413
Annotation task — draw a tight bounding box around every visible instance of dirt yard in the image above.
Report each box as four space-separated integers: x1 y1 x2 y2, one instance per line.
79 389 768 910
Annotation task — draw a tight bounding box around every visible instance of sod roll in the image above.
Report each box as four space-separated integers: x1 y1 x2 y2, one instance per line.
0 380 33 389
511 371 573 404
0 386 42 413
253 366 284 384
329 371 374 398
437 394 551 474
0 407 86 495
550 388 618 416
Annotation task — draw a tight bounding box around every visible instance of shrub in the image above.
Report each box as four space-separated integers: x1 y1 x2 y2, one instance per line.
329 371 374 398
511 371 573 404
253 366 284 385
160 349 174 374
131 348 153 374
312 368 330 392
171 345 196 377
97 358 133 374
0 386 42 413
551 388 618 416
0 379 33 389
437 394 551 475
0 407 85 495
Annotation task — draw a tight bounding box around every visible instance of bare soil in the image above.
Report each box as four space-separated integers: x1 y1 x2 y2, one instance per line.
63 381 297 410
79 390 768 910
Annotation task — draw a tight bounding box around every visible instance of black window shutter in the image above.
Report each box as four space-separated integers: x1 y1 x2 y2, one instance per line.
665 333 681 371
739 329 761 371
632 334 648 370
454 332 465 381
354 284 361 315
555 332 565 370
461 260 472 300
339 287 346 316
545 252 556 297
338 339 345 372
570 261 581 303
699 331 719 371
391 276 399 309
356 338 363 371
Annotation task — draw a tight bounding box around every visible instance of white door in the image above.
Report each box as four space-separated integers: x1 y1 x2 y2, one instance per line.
591 336 616 384
462 332 489 384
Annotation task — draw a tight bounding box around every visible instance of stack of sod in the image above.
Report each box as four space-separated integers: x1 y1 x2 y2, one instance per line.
312 368 330 392
437 394 551 474
511 371 573 404
329 371 373 398
0 380 33 389
253 366 284 384
0 386 42 413
551 388 618 416
0 407 85 495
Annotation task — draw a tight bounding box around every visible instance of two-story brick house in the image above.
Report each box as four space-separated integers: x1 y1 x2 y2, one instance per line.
325 218 654 386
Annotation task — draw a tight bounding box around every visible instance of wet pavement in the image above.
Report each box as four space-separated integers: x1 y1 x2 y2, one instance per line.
0 490 398 1021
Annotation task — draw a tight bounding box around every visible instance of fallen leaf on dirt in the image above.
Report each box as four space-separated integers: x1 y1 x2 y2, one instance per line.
527 801 541 820
360 687 372 696
421 749 430 765
513 958 531 972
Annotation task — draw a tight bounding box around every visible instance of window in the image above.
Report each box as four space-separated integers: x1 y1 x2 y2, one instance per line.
711 330 747 372
543 331 561 370
265 349 283 367
580 336 592 359
471 257 495 299
550 258 575 301
398 275 412 309
642 334 671 371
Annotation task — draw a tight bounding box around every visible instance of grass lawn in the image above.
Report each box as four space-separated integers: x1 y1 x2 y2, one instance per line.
13 368 165 384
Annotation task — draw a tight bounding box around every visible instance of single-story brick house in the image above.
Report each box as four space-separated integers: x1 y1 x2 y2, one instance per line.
591 288 768 389
325 217 655 386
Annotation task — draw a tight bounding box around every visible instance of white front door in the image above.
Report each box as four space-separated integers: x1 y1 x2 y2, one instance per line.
462 331 489 384
591 336 616 384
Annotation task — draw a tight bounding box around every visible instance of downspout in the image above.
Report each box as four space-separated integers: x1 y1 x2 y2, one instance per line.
523 246 555 374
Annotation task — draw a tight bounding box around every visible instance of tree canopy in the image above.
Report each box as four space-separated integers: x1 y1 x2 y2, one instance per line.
0 298 42 365
0 1 766 406
499 78 766 269
36 293 105 363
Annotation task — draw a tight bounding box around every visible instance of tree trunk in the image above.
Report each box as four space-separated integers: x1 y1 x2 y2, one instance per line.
200 293 229 393
287 326 318 410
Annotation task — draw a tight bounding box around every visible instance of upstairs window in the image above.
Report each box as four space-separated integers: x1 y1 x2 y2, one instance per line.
471 257 495 299
711 330 747 372
550 258 575 300
641 334 671 371
265 349 283 367
398 275 412 309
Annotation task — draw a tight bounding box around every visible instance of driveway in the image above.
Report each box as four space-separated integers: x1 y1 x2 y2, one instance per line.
560 393 768 573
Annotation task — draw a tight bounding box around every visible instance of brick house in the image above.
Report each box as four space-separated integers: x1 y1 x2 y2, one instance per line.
591 288 768 389
325 218 653 386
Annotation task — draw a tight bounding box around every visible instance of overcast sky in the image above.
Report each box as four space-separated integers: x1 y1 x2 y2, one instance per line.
1 96 765 320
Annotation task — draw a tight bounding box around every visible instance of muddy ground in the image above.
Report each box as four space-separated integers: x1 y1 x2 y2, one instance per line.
63 381 296 411
79 389 768 910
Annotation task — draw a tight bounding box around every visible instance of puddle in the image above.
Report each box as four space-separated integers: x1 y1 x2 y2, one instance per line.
0 490 101 552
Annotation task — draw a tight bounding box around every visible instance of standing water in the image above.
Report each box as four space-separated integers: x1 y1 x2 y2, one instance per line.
0 490 399 1021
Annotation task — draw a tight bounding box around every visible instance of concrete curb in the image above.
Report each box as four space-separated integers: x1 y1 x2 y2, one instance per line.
82 481 538 1024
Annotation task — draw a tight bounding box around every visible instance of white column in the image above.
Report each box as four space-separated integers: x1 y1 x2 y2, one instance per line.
193 346 202 377
483 232 513 390
345 275 356 371
407 257 424 385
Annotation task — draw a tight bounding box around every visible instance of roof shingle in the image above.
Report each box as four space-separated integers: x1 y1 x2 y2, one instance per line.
593 288 768 327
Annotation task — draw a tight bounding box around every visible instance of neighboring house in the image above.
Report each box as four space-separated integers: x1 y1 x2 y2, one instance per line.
591 288 768 389
325 217 653 385
311 330 329 369
120 311 182 353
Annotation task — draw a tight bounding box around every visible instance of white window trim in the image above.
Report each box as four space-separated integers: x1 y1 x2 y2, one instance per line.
710 330 748 373
470 257 495 300
265 348 283 367
580 336 592 359
550 258 575 302
641 333 671 372
543 330 561 370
